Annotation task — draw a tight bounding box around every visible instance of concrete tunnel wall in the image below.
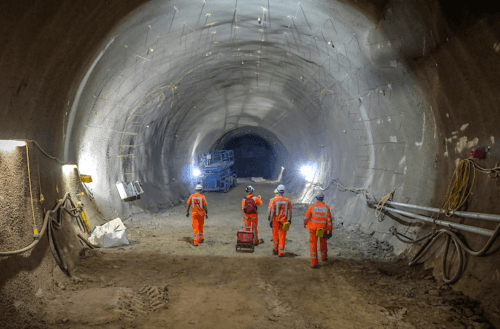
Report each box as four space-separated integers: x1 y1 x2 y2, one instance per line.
1 0 500 325
66 0 437 244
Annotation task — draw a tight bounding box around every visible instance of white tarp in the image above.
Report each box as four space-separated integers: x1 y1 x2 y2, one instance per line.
88 218 130 248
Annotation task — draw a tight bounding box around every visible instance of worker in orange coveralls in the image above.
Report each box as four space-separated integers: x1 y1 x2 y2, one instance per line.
186 184 208 246
241 185 264 245
303 192 333 268
268 188 280 210
268 184 292 257
268 188 280 229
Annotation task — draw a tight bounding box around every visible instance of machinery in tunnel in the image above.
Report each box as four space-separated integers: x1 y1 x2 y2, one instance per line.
196 150 237 192
1 0 500 327
212 127 289 182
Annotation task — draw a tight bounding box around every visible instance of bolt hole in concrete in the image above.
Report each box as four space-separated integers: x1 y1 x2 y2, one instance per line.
1 0 499 328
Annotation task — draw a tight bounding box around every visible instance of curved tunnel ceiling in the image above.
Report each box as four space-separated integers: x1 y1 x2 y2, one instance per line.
67 0 439 235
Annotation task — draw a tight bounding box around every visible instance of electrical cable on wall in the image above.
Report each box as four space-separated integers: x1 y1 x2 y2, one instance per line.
437 159 500 218
25 142 39 239
28 139 65 164
375 191 393 222
0 193 96 276
329 161 500 284
391 223 500 284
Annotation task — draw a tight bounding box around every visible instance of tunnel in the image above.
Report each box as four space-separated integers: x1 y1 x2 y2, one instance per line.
222 134 275 179
212 126 287 179
1 0 500 328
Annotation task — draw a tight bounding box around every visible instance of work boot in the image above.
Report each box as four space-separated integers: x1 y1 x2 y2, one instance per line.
273 249 278 255
258 239 265 244
321 257 328 262
199 239 204 244
310 264 318 269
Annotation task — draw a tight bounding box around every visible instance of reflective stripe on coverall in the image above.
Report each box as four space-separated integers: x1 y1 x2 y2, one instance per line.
268 194 280 250
271 195 292 256
187 194 207 245
304 201 333 266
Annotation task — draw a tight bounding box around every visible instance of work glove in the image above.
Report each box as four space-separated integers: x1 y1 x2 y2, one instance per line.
186 213 189 218
325 231 332 240
205 214 208 219
288 219 292 224
270 221 273 228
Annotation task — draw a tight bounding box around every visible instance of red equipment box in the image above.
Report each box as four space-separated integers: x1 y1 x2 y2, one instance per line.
236 230 254 252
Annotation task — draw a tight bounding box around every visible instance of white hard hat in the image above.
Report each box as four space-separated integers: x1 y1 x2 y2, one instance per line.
246 185 254 193
277 184 285 193
195 184 203 191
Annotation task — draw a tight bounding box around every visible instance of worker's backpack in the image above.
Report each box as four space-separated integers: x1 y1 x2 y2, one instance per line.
244 196 257 214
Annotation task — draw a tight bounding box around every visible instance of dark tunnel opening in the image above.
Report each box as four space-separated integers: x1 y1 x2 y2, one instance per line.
1 0 500 327
222 134 277 179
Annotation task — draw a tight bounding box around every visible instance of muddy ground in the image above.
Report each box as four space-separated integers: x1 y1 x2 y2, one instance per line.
2 182 495 328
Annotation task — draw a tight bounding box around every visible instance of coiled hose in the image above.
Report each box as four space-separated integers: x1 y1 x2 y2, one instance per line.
0 193 95 275
324 177 500 284
392 223 500 284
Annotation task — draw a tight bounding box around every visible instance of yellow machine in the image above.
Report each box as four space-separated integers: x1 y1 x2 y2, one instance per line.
316 228 325 238
282 222 290 231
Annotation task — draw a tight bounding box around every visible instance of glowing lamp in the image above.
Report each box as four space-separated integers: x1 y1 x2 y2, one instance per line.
0 140 26 152
192 167 202 178
62 163 78 175
300 164 319 182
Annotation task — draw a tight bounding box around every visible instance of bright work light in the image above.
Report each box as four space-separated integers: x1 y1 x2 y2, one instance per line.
300 164 319 182
192 167 202 178
62 164 78 175
0 140 26 152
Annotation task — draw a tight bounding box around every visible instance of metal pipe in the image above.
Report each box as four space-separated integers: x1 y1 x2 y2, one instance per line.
385 201 500 222
382 206 495 237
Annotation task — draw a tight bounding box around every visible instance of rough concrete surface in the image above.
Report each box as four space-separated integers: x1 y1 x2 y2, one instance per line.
0 148 87 328
0 148 54 328
0 0 499 328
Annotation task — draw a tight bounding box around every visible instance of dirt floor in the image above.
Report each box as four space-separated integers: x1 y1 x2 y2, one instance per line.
4 181 495 328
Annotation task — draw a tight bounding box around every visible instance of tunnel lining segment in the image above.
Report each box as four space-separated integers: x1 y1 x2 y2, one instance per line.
69 0 436 257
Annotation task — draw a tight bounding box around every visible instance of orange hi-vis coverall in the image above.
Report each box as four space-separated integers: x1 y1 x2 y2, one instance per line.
242 193 263 244
270 195 292 256
268 194 280 210
187 193 207 245
304 201 333 266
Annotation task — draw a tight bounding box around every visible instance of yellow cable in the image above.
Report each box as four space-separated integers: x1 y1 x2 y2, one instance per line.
376 192 392 221
428 158 498 230
440 159 476 217
25 143 37 227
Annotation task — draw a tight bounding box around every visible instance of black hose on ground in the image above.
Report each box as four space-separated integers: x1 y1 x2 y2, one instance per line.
392 223 500 284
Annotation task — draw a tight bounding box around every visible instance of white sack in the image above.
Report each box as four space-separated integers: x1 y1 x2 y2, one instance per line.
102 229 129 248
88 218 129 248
